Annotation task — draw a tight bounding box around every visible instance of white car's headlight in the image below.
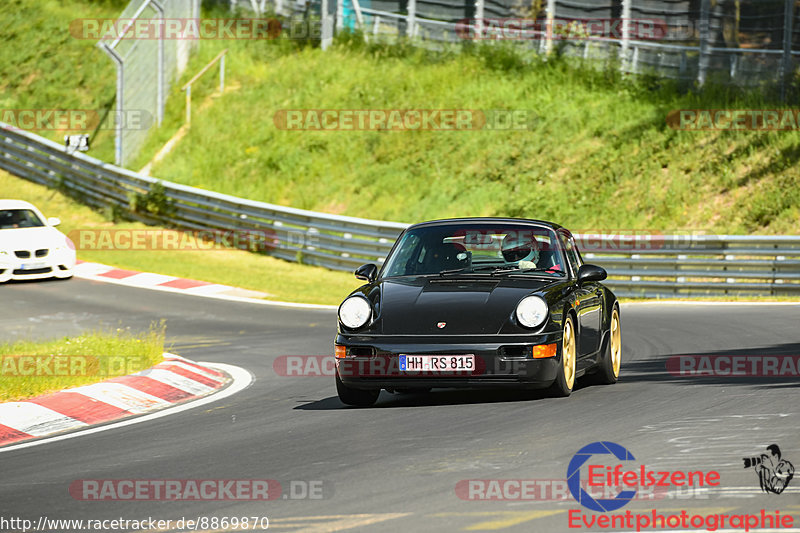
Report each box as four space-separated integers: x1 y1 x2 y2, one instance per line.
339 296 372 329
516 296 548 328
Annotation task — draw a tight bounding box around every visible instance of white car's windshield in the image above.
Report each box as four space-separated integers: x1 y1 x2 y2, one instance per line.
382 223 567 277
0 209 45 230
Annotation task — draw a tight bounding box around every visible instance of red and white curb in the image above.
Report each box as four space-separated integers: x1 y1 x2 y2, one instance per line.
74 260 336 309
74 260 269 300
0 353 235 449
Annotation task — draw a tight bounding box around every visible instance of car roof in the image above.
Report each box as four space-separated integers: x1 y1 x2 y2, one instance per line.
405 217 566 232
0 199 38 210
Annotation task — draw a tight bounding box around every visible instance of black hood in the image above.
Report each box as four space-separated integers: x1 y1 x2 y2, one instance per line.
374 276 557 335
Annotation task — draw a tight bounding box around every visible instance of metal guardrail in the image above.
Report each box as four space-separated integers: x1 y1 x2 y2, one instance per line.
1 122 799 298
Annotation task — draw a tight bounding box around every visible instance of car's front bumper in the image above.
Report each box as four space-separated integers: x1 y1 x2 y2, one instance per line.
0 249 76 282
334 333 562 390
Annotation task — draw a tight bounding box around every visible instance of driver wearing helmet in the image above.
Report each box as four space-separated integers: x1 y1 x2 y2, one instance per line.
501 233 539 269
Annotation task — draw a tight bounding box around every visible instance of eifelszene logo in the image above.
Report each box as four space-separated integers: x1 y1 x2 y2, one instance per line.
744 444 795 494
566 442 793 531
567 441 721 512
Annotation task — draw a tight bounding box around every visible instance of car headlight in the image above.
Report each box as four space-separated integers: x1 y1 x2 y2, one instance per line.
339 295 372 329
516 295 548 328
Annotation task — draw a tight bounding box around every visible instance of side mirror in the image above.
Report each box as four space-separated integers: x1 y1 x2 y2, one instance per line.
354 263 378 283
577 264 607 285
47 217 61 227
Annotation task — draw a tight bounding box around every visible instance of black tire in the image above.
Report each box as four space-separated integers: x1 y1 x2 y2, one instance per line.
336 371 380 407
596 306 621 385
549 315 576 397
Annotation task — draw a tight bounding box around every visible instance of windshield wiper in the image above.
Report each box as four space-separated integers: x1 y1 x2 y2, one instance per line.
438 264 502 276
492 266 565 276
438 267 472 276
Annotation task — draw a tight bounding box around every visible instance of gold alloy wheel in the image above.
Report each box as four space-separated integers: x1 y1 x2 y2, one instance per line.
563 317 576 389
610 308 621 378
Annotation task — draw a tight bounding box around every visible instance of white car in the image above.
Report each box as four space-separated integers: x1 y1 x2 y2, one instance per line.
0 200 76 283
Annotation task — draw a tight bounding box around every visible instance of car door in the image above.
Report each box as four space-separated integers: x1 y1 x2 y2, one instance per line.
560 231 602 360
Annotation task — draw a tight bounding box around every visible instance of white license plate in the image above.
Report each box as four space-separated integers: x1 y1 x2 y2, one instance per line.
21 262 46 270
399 355 475 372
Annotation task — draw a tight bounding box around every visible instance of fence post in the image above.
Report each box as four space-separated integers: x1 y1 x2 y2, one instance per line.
620 0 631 69
152 0 165 126
781 0 794 102
474 0 484 40
697 0 711 86
336 0 344 31
98 42 124 166
407 0 416 38
185 85 191 125
220 54 225 93
321 0 333 49
545 0 555 54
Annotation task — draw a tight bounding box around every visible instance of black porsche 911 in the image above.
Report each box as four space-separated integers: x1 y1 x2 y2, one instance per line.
333 218 621 406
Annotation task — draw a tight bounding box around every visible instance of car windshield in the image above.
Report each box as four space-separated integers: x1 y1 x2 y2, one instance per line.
382 223 567 278
0 209 45 230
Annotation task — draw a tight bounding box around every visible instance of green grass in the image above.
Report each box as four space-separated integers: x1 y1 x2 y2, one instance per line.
1 170 361 304
0 0 127 162
0 323 165 402
134 33 800 235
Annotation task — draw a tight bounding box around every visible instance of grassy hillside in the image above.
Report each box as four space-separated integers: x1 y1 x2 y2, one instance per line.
142 36 800 234
2 0 799 236
0 0 126 161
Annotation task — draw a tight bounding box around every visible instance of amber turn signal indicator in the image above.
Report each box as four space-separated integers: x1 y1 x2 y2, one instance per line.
532 343 557 358
335 344 347 359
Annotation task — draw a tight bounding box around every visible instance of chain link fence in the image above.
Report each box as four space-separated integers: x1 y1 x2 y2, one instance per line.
98 0 200 167
277 0 798 95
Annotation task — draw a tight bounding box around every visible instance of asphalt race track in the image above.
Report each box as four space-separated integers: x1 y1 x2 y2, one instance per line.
2 278 800 532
